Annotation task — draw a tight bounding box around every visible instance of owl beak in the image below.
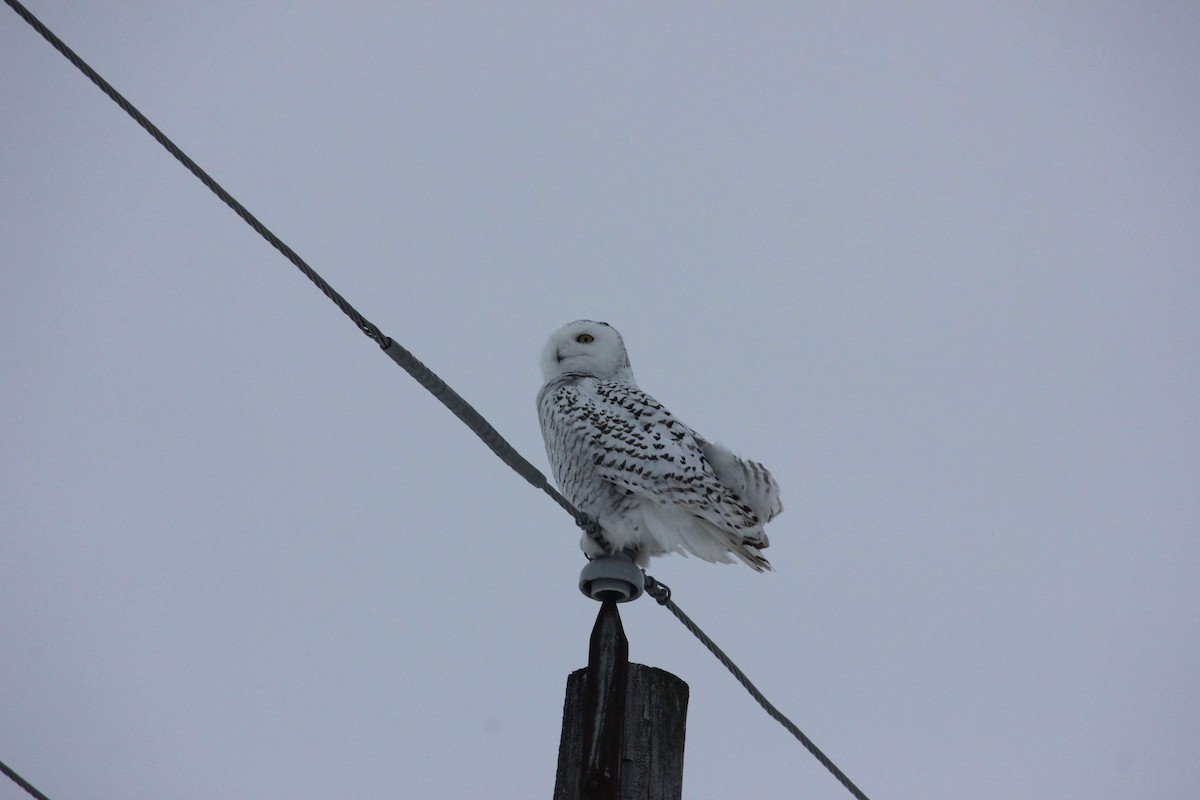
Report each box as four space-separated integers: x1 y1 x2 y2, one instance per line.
555 347 564 363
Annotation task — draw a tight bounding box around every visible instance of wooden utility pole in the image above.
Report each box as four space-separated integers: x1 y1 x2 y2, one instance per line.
554 558 689 800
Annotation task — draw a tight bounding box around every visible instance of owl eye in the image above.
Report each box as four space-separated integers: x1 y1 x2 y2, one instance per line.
576 333 595 343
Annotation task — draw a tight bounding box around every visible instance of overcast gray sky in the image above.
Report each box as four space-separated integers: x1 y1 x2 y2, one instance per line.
3 3 1198 799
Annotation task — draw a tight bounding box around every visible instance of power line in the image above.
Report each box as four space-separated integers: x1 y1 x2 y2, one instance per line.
4 2 872 798
2 0 591 535
0 759 52 800
644 576 872 800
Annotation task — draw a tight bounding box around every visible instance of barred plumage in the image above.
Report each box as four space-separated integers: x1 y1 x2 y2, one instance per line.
537 320 783 571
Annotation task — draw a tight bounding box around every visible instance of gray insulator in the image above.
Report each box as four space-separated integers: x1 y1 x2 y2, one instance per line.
579 556 645 602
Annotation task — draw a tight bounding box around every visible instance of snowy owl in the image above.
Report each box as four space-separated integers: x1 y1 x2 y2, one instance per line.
537 320 783 571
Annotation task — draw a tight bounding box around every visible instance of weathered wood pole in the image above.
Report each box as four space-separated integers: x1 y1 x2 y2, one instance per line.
553 587 689 800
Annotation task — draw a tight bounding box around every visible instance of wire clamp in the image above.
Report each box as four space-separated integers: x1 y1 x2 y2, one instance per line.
643 573 672 606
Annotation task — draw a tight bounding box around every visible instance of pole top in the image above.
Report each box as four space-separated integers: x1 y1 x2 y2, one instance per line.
579 556 644 603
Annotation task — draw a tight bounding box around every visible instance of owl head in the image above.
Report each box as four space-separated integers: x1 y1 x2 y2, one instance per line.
541 320 634 382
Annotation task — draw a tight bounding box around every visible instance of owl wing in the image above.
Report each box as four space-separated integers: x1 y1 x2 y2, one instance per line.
696 438 783 524
557 378 766 536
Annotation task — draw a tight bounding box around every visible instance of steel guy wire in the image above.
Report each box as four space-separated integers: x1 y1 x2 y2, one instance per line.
5 2 871 798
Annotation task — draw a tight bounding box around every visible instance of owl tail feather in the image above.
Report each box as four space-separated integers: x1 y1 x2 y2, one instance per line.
729 539 772 572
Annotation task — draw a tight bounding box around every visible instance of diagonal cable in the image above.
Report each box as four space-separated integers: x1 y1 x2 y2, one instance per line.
643 575 872 800
2 0 594 534
0 759 52 800
5 2 869 797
